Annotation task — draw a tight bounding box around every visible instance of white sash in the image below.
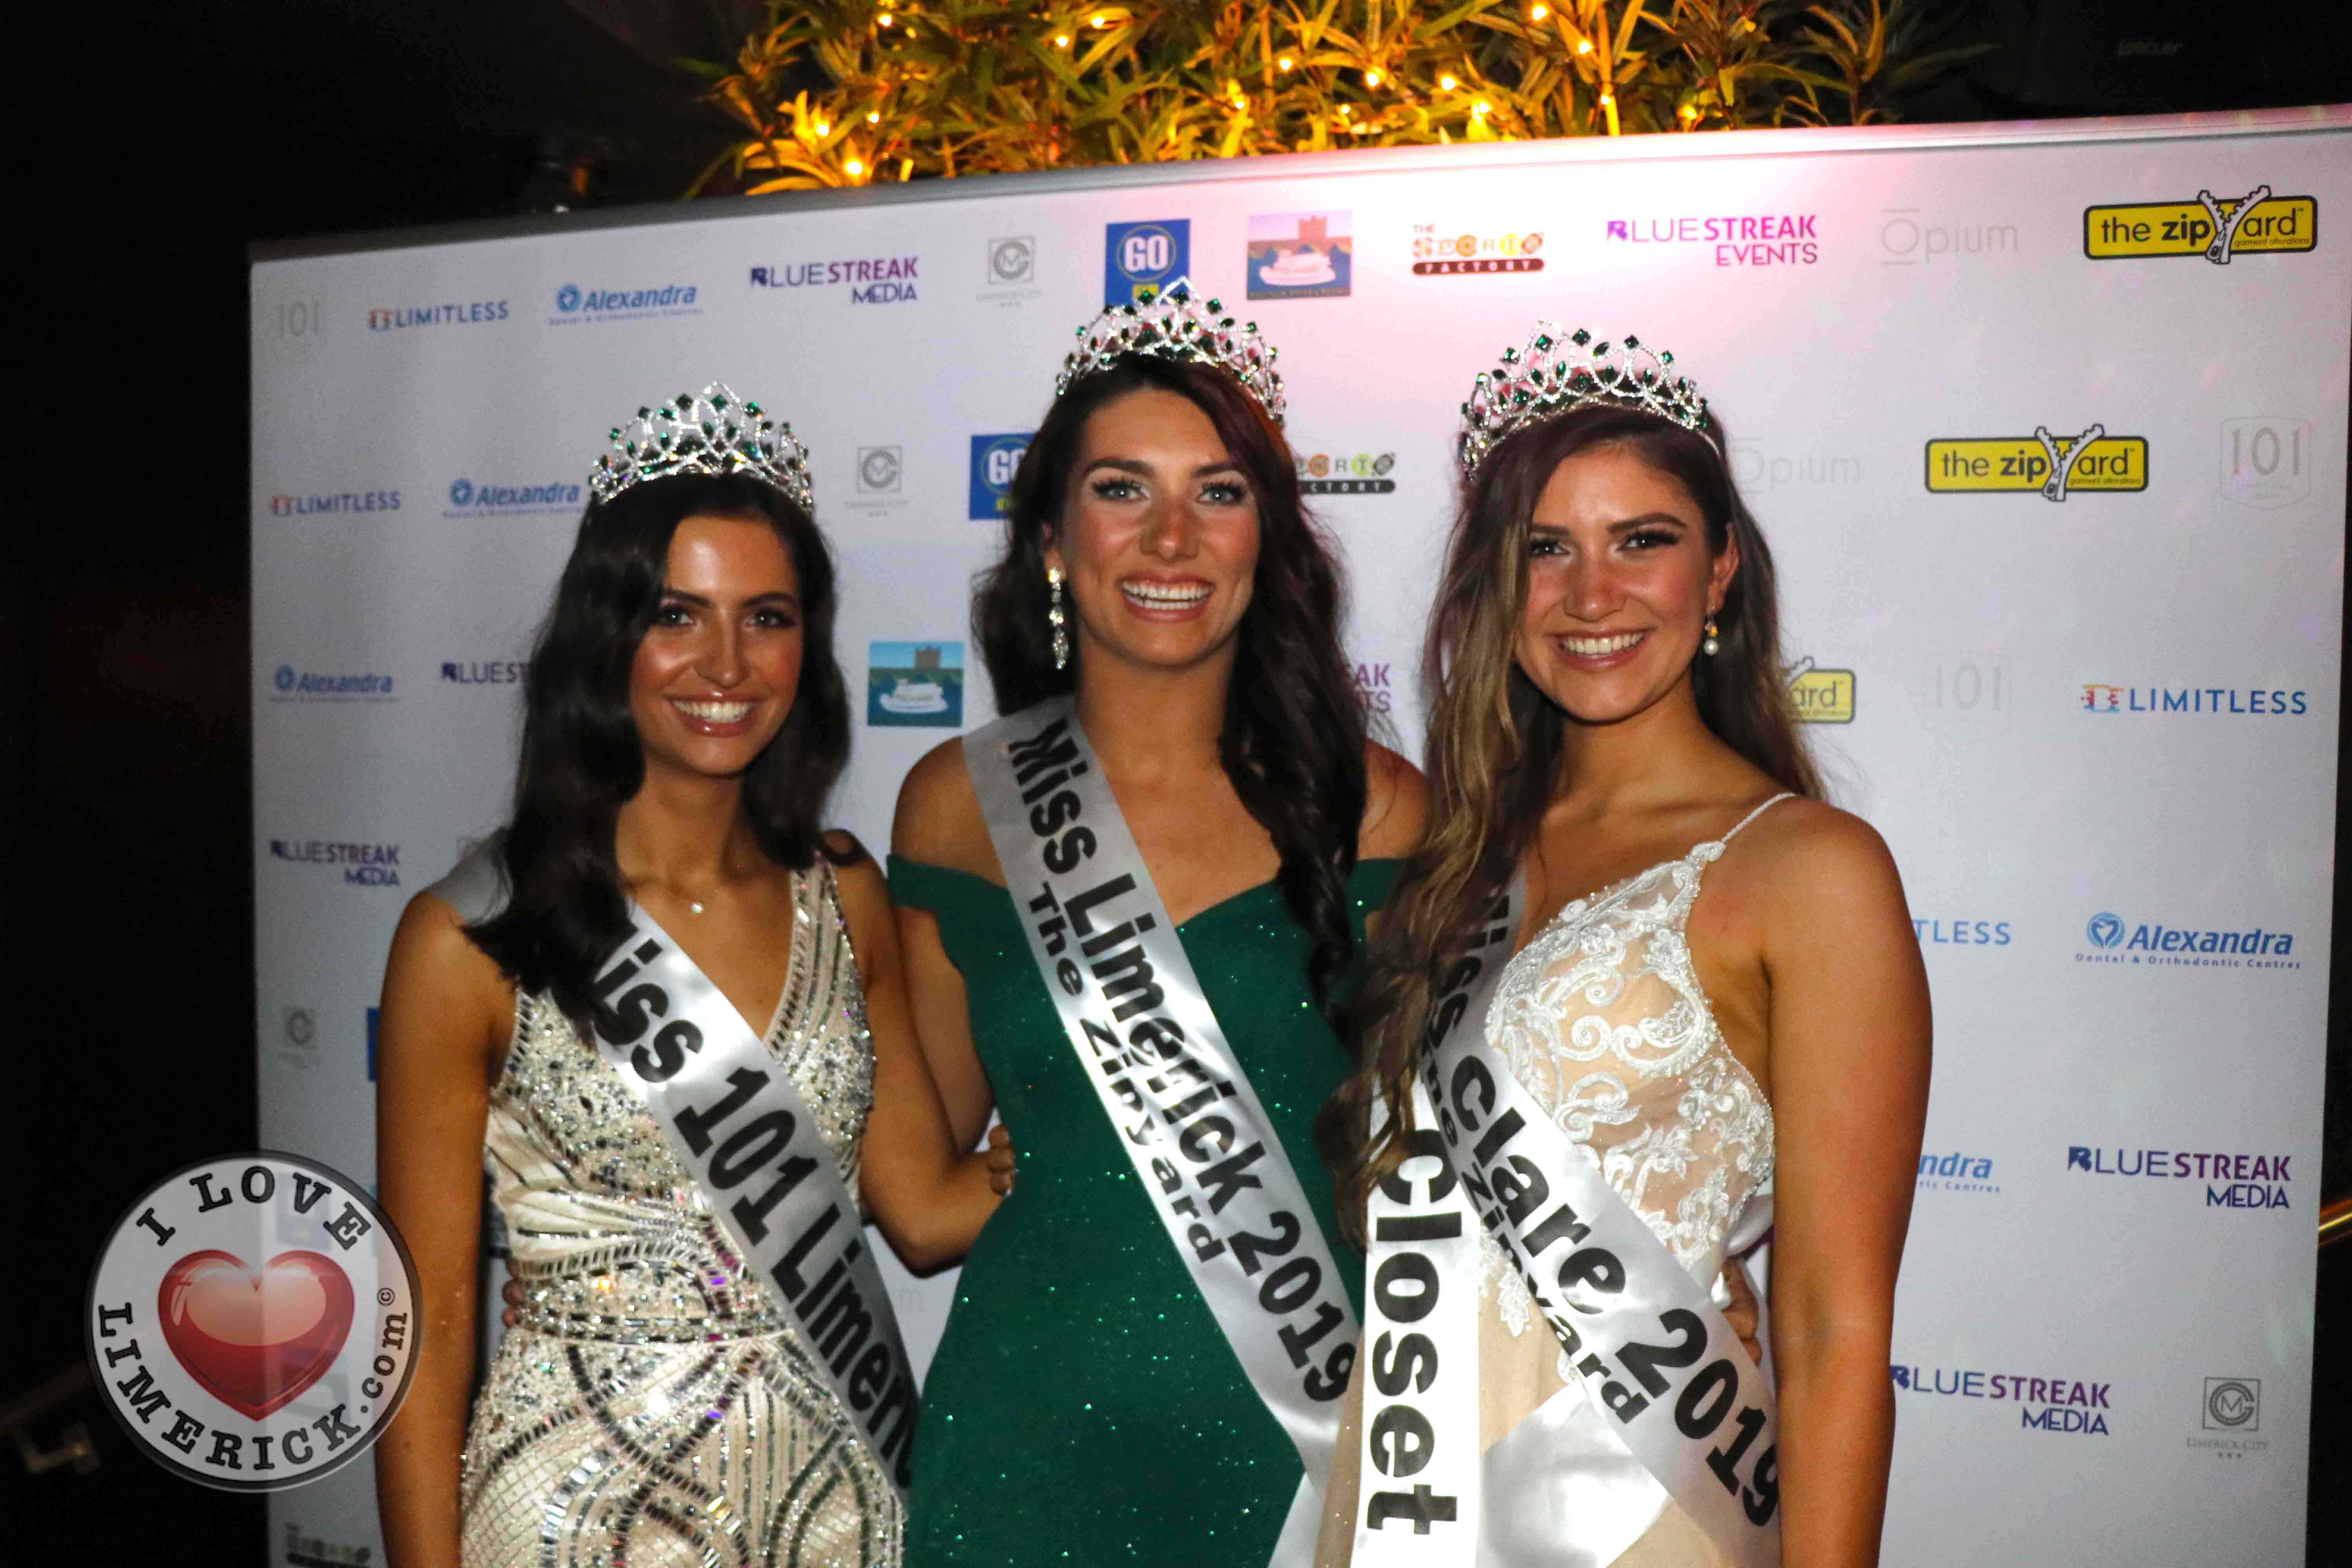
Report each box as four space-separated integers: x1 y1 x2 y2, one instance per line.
965 698 1358 1567
588 896 917 1503
1357 877 1781 1567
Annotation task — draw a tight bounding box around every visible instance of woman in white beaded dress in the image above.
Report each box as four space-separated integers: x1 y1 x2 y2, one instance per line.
373 387 1006 1568
1318 329 1930 1566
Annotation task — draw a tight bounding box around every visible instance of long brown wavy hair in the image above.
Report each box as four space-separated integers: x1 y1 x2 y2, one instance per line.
1320 402 1820 1244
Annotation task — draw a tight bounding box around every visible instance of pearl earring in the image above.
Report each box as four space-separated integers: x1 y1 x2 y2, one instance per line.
1702 617 1721 657
1048 565 1070 670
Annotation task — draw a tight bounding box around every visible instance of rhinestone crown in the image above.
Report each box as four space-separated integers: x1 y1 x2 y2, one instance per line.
588 382 813 512
1056 283 1285 426
1459 324 1708 479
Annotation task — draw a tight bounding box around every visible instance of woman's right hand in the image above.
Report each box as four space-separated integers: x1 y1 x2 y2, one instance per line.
984 1123 1016 1195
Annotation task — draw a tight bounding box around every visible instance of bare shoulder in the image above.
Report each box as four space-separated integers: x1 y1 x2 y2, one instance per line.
1358 742 1429 861
820 829 888 910
383 887 513 1059
1720 797 1909 934
889 736 1002 882
392 887 508 989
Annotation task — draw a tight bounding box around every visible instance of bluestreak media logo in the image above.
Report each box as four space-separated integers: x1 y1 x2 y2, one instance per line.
1605 212 1818 267
2067 1145 2292 1210
1913 916 2009 947
867 641 965 728
969 433 1030 520
1915 1149 1999 1195
366 299 509 331
1890 1363 2111 1435
1104 220 1189 305
2079 682 2307 716
265 489 401 519
269 664 396 704
550 281 701 324
2074 911 2299 971
444 475 582 518
749 254 919 305
268 838 402 887
441 659 527 687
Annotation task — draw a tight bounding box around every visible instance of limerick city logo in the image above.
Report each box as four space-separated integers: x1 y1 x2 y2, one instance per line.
87 1152 420 1490
868 641 965 729
1411 223 1543 275
969 432 1030 520
858 446 902 493
1104 219 1190 305
989 236 1034 285
2084 184 2317 264
1784 656 1855 724
2203 1378 2259 1432
1248 211 1351 299
1924 424 2147 500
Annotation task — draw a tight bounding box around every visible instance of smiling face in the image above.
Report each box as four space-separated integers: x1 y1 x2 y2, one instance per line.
1513 441 1737 725
1044 387 1261 677
628 512 804 778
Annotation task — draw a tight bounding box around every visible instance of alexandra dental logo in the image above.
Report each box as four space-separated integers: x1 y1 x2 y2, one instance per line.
445 476 583 517
2084 184 2317 263
1890 1363 2112 1435
2076 911 2299 971
1604 211 1818 267
2067 1145 2292 1210
552 281 701 322
1923 425 2147 499
270 664 396 704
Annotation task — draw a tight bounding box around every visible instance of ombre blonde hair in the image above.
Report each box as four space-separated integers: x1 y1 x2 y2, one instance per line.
1319 403 1821 1244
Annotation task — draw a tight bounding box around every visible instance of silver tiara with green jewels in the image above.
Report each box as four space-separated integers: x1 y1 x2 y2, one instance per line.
1056 282 1285 426
588 382 813 512
1459 325 1708 479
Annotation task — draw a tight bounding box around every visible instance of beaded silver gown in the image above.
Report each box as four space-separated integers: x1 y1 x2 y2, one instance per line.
436 852 904 1568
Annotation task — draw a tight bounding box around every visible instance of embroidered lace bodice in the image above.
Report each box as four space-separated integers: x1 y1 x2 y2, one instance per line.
1478 797 1786 1359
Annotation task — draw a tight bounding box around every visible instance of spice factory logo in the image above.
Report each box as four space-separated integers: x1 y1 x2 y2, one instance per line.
2218 416 2310 510
969 432 1031 520
1890 1362 2112 1436
1784 656 1853 724
2083 184 2317 263
1103 219 1191 305
268 839 403 888
1922 425 2147 499
1294 447 1395 494
444 476 581 518
1603 212 1818 267
265 489 402 519
2067 1145 2293 1211
748 254 920 305
1410 223 1543 275
2077 683 2308 717
867 640 965 728
1247 211 1352 299
550 280 701 324
269 664 396 704
86 1152 420 1491
2075 911 2299 972
364 299 509 332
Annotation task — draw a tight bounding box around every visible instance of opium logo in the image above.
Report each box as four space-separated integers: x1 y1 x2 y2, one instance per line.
1879 207 2017 266
2085 184 2317 264
1411 223 1543 275
1924 425 2146 500
968 433 1030 520
1295 448 1396 494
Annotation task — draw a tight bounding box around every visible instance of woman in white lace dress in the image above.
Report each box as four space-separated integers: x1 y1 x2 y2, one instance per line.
1320 332 1930 1566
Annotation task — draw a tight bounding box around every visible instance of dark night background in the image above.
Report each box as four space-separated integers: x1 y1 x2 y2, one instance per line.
4 2 2347 1562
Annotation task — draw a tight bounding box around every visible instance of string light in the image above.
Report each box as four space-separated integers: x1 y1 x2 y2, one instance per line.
1577 38 1593 54
1364 68 1381 86
1277 55 1293 71
867 111 881 122
1055 33 1070 46
1439 73 1458 90
878 11 893 25
1598 92 1614 105
1531 4 1548 17
815 120 831 135
1091 13 1107 25
846 158 866 177
1473 100 1490 116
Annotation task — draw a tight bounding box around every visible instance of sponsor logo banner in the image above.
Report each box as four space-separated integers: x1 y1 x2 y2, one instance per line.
2083 187 2316 263
1924 429 2147 499
2078 684 2308 717
265 490 401 519
1411 223 1543 275
2066 1144 2293 1209
1248 211 1351 299
1353 659 1395 715
2192 1378 2268 1459
979 235 1041 307
1295 447 1395 494
366 300 508 331
1785 657 1854 724
270 665 396 704
2218 416 2310 509
440 659 527 687
550 281 701 324
1878 207 2018 266
1913 918 2009 947
867 641 964 728
444 476 581 518
2076 911 2299 971
1103 219 1190 305
1915 1149 2000 1195
750 255 920 305
268 839 403 888
1604 212 1818 267
968 433 1030 520
1891 1363 2112 1436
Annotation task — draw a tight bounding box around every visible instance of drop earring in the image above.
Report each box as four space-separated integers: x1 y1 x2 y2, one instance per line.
1048 564 1070 670
1702 617 1721 657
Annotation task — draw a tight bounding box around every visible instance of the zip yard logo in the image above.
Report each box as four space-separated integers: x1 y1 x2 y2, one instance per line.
1784 656 1855 724
1924 425 2147 500
2084 184 2317 263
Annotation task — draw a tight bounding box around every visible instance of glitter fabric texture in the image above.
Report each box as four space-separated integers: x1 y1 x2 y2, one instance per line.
887 855 1396 1566
459 861 901 1568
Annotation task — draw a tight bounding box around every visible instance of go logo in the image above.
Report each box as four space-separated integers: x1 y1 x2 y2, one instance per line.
1103 219 1190 306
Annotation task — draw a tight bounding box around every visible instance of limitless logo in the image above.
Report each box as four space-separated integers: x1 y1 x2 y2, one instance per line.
2084 185 2317 264
267 490 402 518
366 300 509 331
2079 684 2308 717
1924 426 2147 499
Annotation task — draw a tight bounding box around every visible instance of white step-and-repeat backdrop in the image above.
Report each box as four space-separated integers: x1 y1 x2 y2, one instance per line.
251 107 2346 1565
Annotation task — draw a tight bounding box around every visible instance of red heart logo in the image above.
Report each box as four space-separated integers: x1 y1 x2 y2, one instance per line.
156 1250 354 1420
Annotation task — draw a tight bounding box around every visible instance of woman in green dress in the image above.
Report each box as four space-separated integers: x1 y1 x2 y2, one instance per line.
887 292 1424 1564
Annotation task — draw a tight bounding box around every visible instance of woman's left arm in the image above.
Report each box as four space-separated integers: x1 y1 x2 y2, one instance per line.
1759 813 1931 1568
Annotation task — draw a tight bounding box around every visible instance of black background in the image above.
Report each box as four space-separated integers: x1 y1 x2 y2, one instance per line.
4 2 2347 1562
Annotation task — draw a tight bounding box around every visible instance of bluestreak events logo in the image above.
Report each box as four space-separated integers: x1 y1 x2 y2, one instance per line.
1890 1363 2111 1435
1104 220 1189 305
268 838 402 887
749 254 918 305
266 489 401 518
269 664 396 704
867 641 965 728
366 299 508 331
2079 682 2307 716
550 281 701 324
444 476 582 518
2075 912 2298 970
1915 1149 1999 1195
2067 1145 2292 1210
969 433 1030 520
441 659 527 688
1605 212 1818 267
1354 659 1395 716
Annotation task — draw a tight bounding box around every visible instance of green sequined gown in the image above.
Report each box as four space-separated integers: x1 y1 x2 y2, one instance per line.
887 856 1396 1566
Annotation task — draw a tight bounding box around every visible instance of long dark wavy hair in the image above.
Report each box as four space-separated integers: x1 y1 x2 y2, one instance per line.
1322 403 1820 1243
973 355 1369 1025
466 472 850 1034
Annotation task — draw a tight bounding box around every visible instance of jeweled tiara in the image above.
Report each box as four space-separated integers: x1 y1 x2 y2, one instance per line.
588 382 813 512
1056 283 1286 426
1458 324 1708 479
